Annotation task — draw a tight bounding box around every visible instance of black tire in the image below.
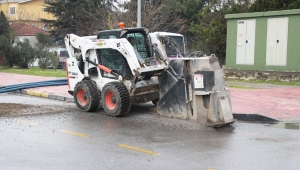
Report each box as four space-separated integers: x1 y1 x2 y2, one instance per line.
74 80 100 112
152 99 159 106
101 82 131 117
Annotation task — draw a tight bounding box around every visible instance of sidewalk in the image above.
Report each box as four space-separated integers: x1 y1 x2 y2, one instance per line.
1 72 300 119
0 72 71 99
225 81 300 119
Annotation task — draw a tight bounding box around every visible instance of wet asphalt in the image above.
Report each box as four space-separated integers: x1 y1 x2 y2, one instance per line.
0 94 300 170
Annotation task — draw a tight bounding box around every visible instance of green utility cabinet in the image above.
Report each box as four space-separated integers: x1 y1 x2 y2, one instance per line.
225 9 300 71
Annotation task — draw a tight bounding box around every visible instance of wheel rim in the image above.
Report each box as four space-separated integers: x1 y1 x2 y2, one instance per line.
77 89 87 106
105 91 116 109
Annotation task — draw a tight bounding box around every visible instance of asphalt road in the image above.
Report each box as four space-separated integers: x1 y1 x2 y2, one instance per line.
0 93 300 170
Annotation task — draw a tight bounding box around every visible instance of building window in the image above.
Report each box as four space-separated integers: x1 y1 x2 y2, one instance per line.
43 8 47 13
45 0 52 2
10 7 16 15
43 25 50 31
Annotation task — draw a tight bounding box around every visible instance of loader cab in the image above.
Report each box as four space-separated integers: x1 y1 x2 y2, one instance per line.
96 28 151 79
97 27 152 60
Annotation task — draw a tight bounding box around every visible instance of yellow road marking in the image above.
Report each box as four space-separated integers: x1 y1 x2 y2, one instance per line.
59 130 89 138
16 119 39 126
118 144 160 156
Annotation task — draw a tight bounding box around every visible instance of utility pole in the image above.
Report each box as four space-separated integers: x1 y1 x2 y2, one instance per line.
137 0 141 27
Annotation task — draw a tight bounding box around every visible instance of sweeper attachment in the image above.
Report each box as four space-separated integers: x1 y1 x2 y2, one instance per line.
156 55 235 127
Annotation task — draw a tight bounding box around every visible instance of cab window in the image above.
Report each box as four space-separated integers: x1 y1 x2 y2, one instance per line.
123 32 148 59
98 48 135 79
165 36 185 57
99 49 123 72
98 35 117 39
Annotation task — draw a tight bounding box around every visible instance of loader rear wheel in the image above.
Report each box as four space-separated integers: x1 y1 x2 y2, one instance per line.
74 80 100 112
102 82 131 117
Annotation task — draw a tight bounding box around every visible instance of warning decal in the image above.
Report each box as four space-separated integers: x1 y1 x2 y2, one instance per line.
194 74 204 88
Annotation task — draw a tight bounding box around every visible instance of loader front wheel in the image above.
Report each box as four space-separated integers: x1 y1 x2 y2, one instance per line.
102 82 131 117
74 80 100 112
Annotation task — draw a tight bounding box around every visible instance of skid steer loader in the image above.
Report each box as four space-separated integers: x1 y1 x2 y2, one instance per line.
65 27 235 127
64 27 168 116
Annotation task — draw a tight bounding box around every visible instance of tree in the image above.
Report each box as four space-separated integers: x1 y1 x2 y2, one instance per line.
0 35 18 67
177 0 208 25
41 0 114 42
116 0 185 32
36 32 53 48
35 32 57 69
0 10 11 37
0 11 11 65
169 0 208 54
189 0 249 64
15 39 35 69
249 0 300 12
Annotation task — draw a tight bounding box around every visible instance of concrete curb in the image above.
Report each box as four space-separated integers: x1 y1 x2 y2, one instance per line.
13 89 75 103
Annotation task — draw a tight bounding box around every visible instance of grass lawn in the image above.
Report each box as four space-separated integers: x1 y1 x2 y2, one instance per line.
0 66 67 78
227 84 259 89
226 79 300 86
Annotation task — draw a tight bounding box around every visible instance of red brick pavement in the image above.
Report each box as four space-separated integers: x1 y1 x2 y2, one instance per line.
231 88 300 119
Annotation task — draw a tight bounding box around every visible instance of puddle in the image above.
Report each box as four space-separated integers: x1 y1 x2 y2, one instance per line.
266 122 300 130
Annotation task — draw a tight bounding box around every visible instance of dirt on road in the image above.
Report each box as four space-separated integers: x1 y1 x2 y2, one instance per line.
0 103 73 117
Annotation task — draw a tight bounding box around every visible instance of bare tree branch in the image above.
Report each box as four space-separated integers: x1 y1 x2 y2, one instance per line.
113 0 185 33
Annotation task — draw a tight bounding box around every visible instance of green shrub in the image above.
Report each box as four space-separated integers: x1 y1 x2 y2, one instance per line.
0 35 18 67
35 32 56 70
51 51 58 70
15 39 35 69
37 50 57 69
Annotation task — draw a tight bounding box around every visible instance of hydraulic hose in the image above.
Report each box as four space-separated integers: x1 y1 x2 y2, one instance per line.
0 79 68 93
